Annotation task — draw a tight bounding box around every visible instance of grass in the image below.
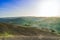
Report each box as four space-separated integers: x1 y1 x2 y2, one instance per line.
0 23 60 37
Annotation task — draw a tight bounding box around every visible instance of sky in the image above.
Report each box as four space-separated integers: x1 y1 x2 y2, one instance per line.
0 0 60 17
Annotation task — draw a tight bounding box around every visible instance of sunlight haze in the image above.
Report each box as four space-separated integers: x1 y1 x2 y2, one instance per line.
0 0 60 17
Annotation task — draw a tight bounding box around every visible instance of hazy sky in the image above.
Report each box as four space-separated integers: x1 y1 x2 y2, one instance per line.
0 0 60 17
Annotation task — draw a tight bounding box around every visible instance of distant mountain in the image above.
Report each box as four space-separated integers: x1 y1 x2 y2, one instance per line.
0 17 60 33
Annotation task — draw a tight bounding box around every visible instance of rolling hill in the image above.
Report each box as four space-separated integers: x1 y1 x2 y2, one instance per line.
0 23 59 37
0 17 60 35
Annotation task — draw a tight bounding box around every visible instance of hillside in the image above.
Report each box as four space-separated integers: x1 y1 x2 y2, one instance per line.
0 23 59 37
0 17 60 34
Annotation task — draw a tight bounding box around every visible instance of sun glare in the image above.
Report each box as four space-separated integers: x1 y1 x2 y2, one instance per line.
36 0 59 17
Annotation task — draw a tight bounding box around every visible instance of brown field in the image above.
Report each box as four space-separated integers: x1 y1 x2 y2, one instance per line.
0 36 60 40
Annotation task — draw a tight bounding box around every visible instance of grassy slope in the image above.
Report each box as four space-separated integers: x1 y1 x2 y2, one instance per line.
0 23 59 37
0 17 60 33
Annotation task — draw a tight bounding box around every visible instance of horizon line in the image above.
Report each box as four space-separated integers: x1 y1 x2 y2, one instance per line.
0 16 60 18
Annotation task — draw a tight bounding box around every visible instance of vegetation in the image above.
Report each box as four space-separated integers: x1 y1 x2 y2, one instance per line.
0 17 60 36
0 23 59 36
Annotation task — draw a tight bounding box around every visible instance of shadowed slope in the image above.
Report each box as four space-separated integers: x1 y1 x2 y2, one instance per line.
0 23 59 37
